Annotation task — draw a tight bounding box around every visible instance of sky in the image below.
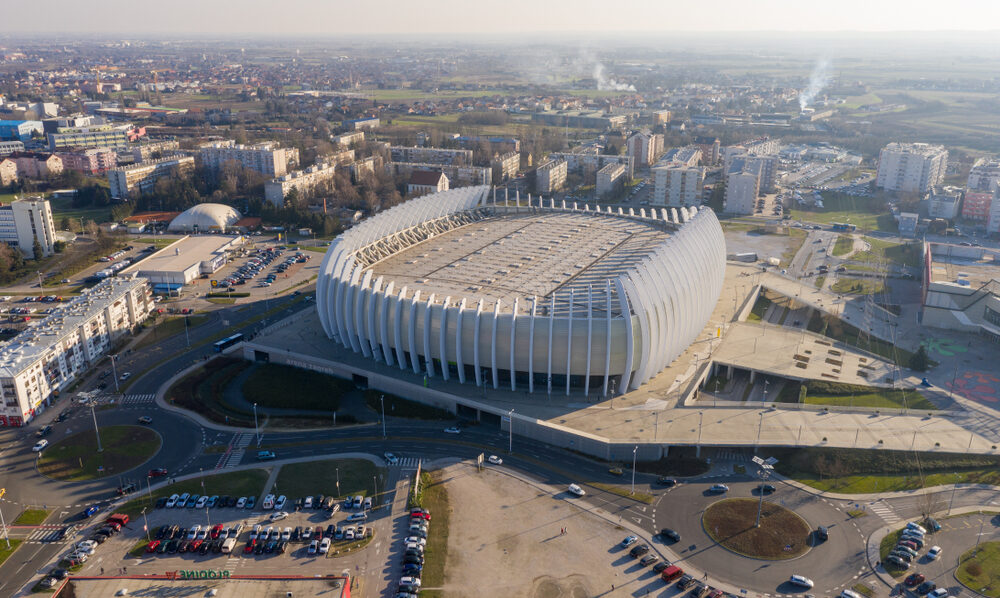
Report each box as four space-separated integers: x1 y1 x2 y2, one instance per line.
3 0 1000 35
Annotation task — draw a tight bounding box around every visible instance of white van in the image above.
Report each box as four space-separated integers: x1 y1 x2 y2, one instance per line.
221 537 237 554
262 494 275 509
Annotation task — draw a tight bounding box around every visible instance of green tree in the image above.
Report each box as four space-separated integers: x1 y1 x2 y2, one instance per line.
31 238 42 259
909 345 930 372
59 216 71 231
53 240 66 253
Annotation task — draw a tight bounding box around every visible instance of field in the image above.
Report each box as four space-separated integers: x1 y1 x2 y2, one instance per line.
789 193 896 232
117 469 269 517
851 237 921 267
37 425 161 481
272 459 382 502
242 363 353 412
48 197 113 225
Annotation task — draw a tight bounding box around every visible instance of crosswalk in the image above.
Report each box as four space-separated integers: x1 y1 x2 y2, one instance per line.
216 433 252 470
120 393 155 405
391 458 421 468
23 525 70 544
868 499 901 524
714 449 748 463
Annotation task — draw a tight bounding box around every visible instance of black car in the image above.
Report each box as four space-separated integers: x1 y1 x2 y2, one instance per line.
277 541 287 554
629 544 650 558
325 524 336 538
169 525 182 540
659 528 681 542
402 563 423 575
758 484 776 494
653 561 671 573
218 495 230 508
50 568 69 580
916 582 937 595
157 541 170 554
156 525 170 539
155 497 168 509
167 539 179 553
677 575 696 590
815 526 829 541
656 477 677 487
266 540 278 554
198 541 211 555
36 425 52 437
315 494 325 508
292 526 302 542
90 534 108 544
57 410 70 422
403 554 424 566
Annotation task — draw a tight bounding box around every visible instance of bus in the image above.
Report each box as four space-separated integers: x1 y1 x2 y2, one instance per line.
214 333 244 353
831 222 857 232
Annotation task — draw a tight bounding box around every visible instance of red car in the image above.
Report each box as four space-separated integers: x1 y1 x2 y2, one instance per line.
243 540 256 554
148 468 168 478
905 574 925 587
189 540 202 552
145 540 160 553
210 524 224 539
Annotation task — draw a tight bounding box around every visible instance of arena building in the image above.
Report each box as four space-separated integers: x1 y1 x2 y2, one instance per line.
317 186 725 395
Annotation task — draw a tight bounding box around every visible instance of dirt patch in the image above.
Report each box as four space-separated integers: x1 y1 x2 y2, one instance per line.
702 498 811 560
438 462 663 597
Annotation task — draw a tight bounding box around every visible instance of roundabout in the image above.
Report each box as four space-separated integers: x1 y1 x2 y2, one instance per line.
702 497 812 560
36 425 161 482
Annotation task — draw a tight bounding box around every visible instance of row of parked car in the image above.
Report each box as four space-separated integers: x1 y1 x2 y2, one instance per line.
396 508 432 598
885 520 943 572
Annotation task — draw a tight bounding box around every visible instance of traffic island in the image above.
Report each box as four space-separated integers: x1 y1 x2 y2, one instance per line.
956 541 1000 598
36 425 161 482
702 498 811 560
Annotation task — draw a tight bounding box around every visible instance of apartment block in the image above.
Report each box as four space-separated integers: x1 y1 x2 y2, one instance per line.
107 156 195 200
390 145 472 166
963 191 994 222
58 148 118 175
725 159 763 215
491 151 519 183
0 141 24 156
264 162 338 206
386 162 491 187
661 147 702 168
199 140 299 178
535 159 568 194
0 277 151 427
653 164 706 208
47 123 144 150
876 142 948 193
967 157 1000 192
928 186 962 220
332 131 365 148
596 163 626 198
0 197 56 258
548 152 634 179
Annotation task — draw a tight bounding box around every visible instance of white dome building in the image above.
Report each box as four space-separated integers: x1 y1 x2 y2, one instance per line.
168 203 241 233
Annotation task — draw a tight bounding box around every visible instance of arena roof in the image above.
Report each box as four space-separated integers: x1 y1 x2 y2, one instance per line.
370 211 669 315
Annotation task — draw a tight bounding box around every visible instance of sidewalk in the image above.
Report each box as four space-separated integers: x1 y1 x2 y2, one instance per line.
775 473 1000 503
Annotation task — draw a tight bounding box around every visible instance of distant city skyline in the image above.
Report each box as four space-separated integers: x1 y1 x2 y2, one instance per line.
1 0 999 35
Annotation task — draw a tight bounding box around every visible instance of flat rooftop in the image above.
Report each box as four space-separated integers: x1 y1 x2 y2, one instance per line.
368 211 669 314
125 235 239 274
928 242 1000 289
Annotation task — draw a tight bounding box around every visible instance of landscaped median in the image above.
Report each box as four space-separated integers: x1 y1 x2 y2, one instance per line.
116 469 269 518
0 539 22 566
13 508 49 525
36 425 161 481
956 541 1000 597
702 498 811 560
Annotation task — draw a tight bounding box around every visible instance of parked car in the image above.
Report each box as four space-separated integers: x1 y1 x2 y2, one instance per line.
659 528 681 542
905 574 926 587
927 546 942 560
567 484 585 496
629 544 650 558
621 535 638 548
487 455 503 465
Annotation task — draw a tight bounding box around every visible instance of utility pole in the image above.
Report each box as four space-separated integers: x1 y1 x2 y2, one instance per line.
630 446 638 495
110 354 120 393
336 467 340 498
253 403 260 447
507 409 514 454
184 316 190 348
90 401 103 452
380 395 386 439
948 473 959 515
0 488 9 548
141 507 150 542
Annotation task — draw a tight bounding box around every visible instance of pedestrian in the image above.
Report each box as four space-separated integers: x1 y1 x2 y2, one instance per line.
100 567 104 576
123 566 127 574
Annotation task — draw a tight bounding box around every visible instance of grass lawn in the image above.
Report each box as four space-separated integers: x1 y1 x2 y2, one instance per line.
363 389 453 420
780 228 807 267
117 469 269 517
957 541 1000 597
416 471 449 596
794 468 1000 494
37 425 161 481
789 192 896 232
0 539 22 566
301 246 329 253
49 197 112 225
136 314 209 349
804 389 936 410
814 275 826 288
165 357 255 426
13 508 49 525
702 498 811 559
242 363 352 412
206 297 237 304
135 238 177 249
588 482 654 504
832 235 854 256
747 296 773 323
127 539 148 558
273 459 383 502
852 237 921 268
880 529 908 577
831 277 886 295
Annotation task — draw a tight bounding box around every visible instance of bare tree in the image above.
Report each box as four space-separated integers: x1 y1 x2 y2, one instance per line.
918 490 946 518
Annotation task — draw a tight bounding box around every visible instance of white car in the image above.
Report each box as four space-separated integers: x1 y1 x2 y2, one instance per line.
905 522 927 534
405 536 427 546
195 495 209 509
76 540 97 552
236 496 247 508
32 439 48 452
488 455 503 465
249 524 262 540
383 452 399 465
281 527 292 541
274 495 287 510
789 575 814 588
270 511 289 522
262 494 275 509
443 427 461 434
67 551 89 562
928 589 948 598
567 484 585 496
74 544 95 555
303 496 314 509
307 539 318 555
120 372 131 381
344 527 355 540
346 512 368 522
263 526 274 541
187 525 201 540
165 494 180 508
318 537 331 553
927 545 942 560
399 576 421 589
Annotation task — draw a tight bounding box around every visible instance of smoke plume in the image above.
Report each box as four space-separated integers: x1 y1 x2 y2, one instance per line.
593 62 636 92
798 58 831 111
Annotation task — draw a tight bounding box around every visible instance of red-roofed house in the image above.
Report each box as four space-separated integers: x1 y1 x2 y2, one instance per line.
407 170 449 197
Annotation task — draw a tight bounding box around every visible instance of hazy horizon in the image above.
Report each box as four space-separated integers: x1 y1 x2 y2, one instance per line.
1 0 999 35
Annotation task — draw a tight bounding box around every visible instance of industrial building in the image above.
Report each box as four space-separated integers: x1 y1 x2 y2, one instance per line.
121 234 242 292
0 197 56 258
0 277 151 427
316 186 726 395
876 142 948 193
107 155 195 200
0 120 43 142
531 110 627 130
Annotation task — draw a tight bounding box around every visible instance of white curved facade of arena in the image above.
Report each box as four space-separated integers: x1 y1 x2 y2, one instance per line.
316 186 725 395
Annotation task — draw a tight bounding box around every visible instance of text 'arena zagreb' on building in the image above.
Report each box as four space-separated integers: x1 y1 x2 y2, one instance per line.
316 186 725 396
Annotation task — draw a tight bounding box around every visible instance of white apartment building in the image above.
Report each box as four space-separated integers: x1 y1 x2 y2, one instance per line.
0 141 24 156
596 163 626 198
0 197 56 258
653 164 706 207
967 157 1000 192
332 131 365 148
390 146 472 165
548 152 634 178
536 159 568 194
264 162 338 206
199 140 299 178
928 186 962 220
126 140 180 163
876 142 948 193
661 147 702 168
107 156 195 199
491 151 519 183
0 277 151 427
627 132 658 168
386 162 491 187
725 157 763 215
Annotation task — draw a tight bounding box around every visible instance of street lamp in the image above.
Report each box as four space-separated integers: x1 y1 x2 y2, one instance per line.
0 488 9 548
380 394 386 439
253 403 260 447
508 409 514 454
948 473 959 515
141 507 150 542
90 401 103 453
752 455 778 528
630 446 638 495
109 354 120 393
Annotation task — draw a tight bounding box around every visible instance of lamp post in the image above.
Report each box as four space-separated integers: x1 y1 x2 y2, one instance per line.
752 456 776 528
141 507 150 542
948 473 959 515
335 467 340 498
146 474 152 505
380 394 386 439
508 409 514 454
253 403 260 447
0 488 9 548
109 354 120 393
630 446 638 496
90 401 103 452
